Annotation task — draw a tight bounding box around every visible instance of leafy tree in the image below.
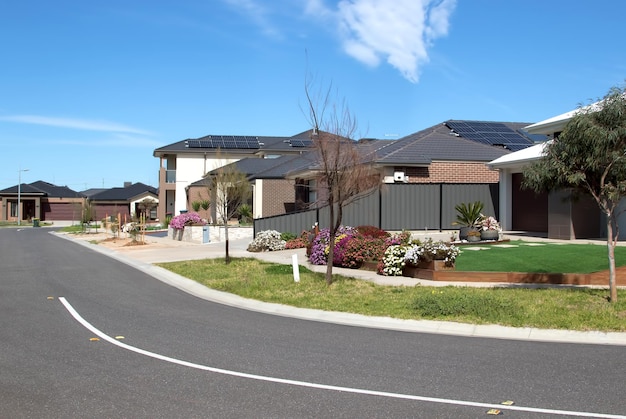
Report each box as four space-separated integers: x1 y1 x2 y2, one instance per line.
81 199 96 227
304 79 380 285
523 84 626 302
137 198 156 220
204 160 251 264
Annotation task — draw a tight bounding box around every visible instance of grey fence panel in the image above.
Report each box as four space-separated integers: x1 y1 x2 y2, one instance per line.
253 209 317 237
341 190 380 227
381 184 441 231
301 191 379 231
441 184 499 229
253 183 499 236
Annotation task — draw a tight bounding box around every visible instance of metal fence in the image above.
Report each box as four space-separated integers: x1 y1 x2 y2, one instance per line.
253 183 499 237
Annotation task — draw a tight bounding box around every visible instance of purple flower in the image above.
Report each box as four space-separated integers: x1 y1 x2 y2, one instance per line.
308 226 357 265
169 212 206 230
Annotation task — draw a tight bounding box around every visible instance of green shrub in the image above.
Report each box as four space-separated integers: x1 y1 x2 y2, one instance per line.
280 232 297 241
162 214 172 229
191 201 201 212
238 204 253 224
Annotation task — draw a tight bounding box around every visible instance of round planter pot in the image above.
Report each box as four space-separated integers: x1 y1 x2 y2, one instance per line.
459 226 471 240
480 229 499 241
467 235 481 242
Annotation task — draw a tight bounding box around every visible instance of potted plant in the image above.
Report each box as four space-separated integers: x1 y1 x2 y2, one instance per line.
452 201 484 240
479 215 501 241
466 228 482 242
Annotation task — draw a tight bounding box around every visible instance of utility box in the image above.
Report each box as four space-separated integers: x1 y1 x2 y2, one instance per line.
202 225 210 243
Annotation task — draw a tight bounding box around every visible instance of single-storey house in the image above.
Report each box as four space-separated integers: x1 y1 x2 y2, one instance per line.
0 180 84 223
366 120 540 185
84 182 159 222
0 181 159 224
488 106 603 239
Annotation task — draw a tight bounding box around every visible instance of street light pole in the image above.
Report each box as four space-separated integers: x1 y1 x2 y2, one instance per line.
17 168 29 226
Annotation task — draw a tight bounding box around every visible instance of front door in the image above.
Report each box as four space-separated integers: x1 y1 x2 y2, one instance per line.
23 200 35 221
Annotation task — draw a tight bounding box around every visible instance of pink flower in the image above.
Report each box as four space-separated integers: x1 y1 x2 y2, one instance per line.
169 212 206 230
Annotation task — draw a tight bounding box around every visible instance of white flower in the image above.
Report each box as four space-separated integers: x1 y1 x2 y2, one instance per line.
248 230 286 252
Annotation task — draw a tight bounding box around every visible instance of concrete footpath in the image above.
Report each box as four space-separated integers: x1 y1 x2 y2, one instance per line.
56 230 626 346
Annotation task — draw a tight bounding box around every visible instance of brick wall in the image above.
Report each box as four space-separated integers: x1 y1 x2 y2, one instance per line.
404 162 499 183
262 179 295 217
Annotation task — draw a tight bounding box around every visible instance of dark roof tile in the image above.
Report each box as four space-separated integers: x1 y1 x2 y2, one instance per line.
89 182 157 201
0 181 82 198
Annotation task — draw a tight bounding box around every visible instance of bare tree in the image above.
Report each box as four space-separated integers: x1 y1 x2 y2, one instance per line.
304 79 380 285
204 158 251 264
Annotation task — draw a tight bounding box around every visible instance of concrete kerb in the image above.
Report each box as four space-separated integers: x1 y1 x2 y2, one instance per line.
52 231 626 346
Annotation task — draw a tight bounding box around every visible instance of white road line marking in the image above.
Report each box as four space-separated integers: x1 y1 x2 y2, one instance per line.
58 297 625 418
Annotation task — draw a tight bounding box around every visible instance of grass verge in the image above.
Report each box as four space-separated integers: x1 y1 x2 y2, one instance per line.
158 258 626 332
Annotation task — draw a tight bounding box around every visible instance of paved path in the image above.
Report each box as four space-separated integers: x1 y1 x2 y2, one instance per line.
56 230 626 346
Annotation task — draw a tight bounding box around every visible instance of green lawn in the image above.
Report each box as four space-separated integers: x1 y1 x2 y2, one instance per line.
158 257 626 332
454 241 625 273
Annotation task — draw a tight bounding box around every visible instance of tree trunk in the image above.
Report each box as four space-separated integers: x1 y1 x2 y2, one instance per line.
325 201 334 285
224 218 231 264
606 215 618 302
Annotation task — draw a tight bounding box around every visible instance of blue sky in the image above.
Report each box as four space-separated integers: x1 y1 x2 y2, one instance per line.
1 0 625 191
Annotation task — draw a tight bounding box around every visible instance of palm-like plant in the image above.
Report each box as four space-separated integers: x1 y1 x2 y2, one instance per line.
452 201 484 228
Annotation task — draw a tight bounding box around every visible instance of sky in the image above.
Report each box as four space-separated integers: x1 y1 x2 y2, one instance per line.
1 0 625 191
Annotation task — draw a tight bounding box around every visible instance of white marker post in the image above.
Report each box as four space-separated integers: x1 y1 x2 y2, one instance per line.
292 254 300 283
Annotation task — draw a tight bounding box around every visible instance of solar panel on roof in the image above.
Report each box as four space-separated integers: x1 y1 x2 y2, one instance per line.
289 139 313 147
184 135 261 149
446 121 534 152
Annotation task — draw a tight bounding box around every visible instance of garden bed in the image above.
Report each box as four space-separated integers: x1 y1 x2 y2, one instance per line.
359 256 626 285
393 264 626 285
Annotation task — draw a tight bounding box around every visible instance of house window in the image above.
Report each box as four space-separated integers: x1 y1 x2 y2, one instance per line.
295 179 317 210
308 180 317 204
405 167 429 178
10 201 17 217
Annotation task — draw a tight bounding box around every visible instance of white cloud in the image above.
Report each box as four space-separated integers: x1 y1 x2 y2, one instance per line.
307 0 456 83
53 133 161 148
0 114 154 136
222 0 281 38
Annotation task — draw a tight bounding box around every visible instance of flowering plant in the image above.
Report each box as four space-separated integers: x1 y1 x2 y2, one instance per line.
356 225 390 239
404 245 426 265
380 245 409 276
336 235 387 268
285 237 308 249
480 215 501 231
403 239 460 267
169 212 206 230
308 226 357 265
384 230 412 247
247 230 286 252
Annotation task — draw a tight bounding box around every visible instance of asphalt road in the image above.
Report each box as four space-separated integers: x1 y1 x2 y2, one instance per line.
1 228 625 418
